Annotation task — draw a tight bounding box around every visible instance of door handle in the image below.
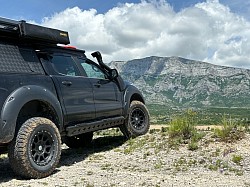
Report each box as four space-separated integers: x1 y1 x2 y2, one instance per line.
62 81 72 86
94 84 101 88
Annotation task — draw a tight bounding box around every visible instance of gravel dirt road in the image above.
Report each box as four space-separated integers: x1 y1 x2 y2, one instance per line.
0 128 250 187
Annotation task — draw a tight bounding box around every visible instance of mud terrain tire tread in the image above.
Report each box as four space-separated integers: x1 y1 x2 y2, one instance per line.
120 100 150 139
8 117 61 179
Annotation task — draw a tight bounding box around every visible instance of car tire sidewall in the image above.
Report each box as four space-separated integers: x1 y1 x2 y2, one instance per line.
127 101 150 136
9 117 61 178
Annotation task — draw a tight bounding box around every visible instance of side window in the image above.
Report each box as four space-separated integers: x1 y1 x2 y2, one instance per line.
79 58 106 79
50 55 79 76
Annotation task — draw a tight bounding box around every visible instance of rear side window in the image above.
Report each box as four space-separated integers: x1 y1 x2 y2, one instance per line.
0 41 44 74
50 55 80 76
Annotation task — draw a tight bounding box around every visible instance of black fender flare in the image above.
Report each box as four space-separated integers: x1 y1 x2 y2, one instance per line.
123 85 145 117
0 85 63 143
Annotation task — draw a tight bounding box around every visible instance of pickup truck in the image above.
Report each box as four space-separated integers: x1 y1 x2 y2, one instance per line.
0 17 150 178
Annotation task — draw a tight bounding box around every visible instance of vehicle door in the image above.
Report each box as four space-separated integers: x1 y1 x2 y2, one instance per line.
77 57 123 119
44 54 95 124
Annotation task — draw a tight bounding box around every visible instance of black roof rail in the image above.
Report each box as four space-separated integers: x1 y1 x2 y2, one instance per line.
0 17 20 25
0 17 70 45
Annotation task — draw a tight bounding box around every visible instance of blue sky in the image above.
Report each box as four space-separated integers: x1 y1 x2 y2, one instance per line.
0 0 250 69
0 0 140 22
0 0 248 23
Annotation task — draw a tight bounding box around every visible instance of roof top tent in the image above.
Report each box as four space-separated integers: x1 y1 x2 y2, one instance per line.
0 17 70 45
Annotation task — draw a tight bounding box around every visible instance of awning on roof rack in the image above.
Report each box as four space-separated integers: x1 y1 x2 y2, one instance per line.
0 17 19 35
0 17 70 45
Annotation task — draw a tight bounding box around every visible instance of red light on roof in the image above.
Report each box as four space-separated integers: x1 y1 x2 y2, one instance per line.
61 45 77 49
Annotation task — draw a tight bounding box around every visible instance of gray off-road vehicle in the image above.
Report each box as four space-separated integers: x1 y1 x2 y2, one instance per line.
0 17 150 178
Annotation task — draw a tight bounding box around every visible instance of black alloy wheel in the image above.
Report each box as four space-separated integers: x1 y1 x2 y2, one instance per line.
30 130 55 167
120 100 150 138
130 108 147 131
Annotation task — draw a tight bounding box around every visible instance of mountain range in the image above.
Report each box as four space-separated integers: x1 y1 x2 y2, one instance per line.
109 56 250 108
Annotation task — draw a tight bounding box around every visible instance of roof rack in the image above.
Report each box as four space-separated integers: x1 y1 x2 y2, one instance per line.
0 17 70 45
0 17 19 34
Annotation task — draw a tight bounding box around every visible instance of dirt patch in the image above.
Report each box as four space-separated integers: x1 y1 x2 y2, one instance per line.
0 129 250 187
151 124 222 130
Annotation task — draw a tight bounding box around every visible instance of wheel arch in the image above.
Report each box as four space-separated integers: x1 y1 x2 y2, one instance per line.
0 85 63 143
124 85 145 117
130 93 145 104
16 100 61 133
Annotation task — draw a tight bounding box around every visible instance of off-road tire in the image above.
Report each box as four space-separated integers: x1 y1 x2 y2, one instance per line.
8 117 61 179
63 132 93 149
120 100 150 138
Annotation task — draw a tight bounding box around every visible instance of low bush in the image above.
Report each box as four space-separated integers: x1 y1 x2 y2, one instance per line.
213 115 245 142
232 154 243 165
168 109 197 140
168 110 204 149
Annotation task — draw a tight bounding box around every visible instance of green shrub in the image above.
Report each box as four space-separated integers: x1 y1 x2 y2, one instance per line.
213 115 245 142
188 141 198 151
168 109 203 149
168 109 197 140
232 154 243 165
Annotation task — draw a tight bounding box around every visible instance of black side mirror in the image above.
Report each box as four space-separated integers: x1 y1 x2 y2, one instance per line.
110 69 118 79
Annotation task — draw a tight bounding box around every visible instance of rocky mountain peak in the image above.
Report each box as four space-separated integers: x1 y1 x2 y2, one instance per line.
109 56 250 108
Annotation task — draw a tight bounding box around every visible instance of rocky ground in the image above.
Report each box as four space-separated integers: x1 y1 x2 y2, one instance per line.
0 127 250 187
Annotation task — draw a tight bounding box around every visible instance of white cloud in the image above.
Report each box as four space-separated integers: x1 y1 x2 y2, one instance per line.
41 0 250 69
